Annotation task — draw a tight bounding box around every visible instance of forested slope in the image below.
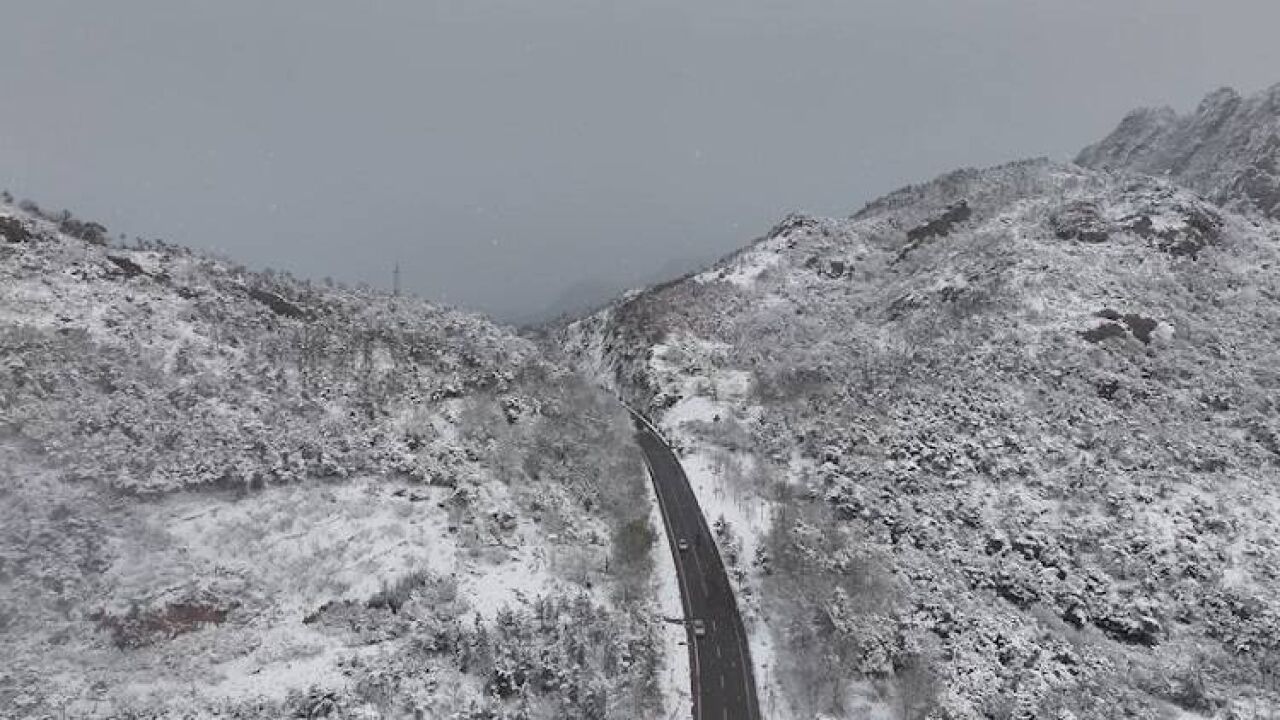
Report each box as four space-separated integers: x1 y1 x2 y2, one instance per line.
0 198 664 719
562 158 1280 718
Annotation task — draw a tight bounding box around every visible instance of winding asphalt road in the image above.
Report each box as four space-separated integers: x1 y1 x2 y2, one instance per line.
630 411 760 720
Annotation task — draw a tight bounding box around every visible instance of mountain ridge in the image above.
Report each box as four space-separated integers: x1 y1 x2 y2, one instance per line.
560 120 1280 717
1078 82 1280 221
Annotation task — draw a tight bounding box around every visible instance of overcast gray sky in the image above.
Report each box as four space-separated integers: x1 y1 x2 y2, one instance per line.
2 1 1279 322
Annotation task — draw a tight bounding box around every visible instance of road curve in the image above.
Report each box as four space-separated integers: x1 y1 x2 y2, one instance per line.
630 410 760 720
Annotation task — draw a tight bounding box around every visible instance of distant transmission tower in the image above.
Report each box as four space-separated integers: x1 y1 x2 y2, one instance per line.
393 262 401 297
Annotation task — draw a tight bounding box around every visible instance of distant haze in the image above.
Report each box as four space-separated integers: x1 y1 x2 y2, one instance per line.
2 1 1279 322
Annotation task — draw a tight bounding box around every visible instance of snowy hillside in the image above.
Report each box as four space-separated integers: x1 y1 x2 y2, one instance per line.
1078 83 1280 221
0 200 667 719
561 158 1280 718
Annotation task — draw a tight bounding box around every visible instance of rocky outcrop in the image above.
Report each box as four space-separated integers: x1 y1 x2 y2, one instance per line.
1079 84 1280 220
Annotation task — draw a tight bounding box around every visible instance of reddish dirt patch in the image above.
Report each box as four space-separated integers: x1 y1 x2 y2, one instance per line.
91 600 235 649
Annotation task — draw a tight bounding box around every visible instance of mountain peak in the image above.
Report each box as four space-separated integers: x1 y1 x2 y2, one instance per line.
1196 86 1242 114
1078 83 1280 220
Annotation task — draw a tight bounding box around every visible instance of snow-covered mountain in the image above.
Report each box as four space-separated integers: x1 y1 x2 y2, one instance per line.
0 201 667 718
8 77 1280 720
561 154 1280 717
1078 83 1280 221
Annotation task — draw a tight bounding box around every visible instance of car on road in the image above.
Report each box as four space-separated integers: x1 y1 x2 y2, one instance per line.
691 619 706 637
677 538 690 552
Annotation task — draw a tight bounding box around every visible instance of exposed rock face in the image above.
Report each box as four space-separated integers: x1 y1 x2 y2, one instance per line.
1049 191 1224 259
1079 84 1280 220
0 215 32 243
896 201 974 262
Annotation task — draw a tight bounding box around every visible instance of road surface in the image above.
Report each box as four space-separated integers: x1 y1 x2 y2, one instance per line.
631 412 760 720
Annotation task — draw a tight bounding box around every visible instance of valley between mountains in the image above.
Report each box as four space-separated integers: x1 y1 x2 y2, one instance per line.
4 82 1280 719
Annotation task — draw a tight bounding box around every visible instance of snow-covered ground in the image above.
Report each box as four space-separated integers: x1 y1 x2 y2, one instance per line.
694 235 788 289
